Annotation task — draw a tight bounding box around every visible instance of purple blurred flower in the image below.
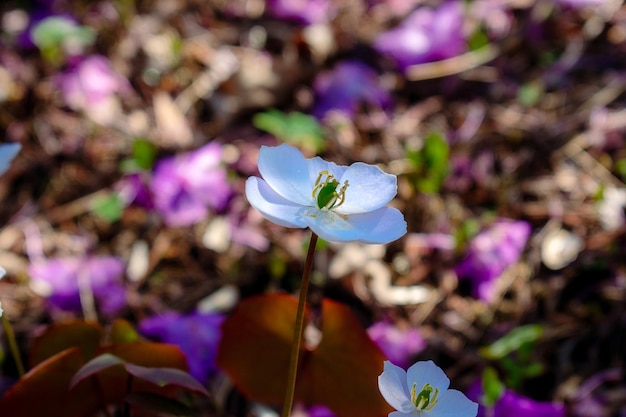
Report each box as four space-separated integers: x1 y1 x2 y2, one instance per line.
56 55 129 113
368 320 426 368
28 256 126 315
312 61 391 119
306 405 336 417
150 142 232 227
374 2 467 72
266 0 333 25
115 172 154 209
139 311 225 383
469 383 566 417
554 0 606 8
455 219 531 302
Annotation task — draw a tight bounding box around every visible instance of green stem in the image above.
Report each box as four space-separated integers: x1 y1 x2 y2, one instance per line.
1 312 25 377
281 232 318 417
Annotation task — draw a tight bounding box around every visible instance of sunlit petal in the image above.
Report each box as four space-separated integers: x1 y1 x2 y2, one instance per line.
343 207 407 244
339 162 397 214
406 360 450 394
257 144 313 206
430 389 479 417
378 361 415 413
245 177 307 228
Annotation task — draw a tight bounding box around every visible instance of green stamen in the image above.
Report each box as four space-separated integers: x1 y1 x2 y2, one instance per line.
411 382 439 411
312 171 349 210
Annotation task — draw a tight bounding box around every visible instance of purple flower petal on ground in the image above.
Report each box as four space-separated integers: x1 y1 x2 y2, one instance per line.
455 219 531 302
56 55 129 111
468 382 566 417
28 256 126 315
266 0 333 25
139 311 225 384
374 2 467 72
150 142 232 227
312 61 391 119
115 172 154 209
368 321 426 368
554 0 606 8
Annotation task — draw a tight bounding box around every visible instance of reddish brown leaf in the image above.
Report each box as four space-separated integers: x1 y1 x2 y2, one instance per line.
216 293 307 404
298 298 392 417
217 294 393 417
0 347 99 417
69 353 125 389
28 320 103 367
124 363 209 396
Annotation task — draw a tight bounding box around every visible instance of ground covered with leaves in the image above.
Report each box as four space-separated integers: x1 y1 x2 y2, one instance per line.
0 0 625 416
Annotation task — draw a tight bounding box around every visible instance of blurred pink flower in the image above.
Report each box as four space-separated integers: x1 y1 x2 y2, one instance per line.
374 2 466 72
56 55 129 112
312 61 391 119
455 219 531 302
266 0 334 25
368 320 426 368
28 256 126 315
150 142 232 227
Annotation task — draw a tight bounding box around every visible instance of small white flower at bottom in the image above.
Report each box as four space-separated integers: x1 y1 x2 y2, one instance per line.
378 360 478 417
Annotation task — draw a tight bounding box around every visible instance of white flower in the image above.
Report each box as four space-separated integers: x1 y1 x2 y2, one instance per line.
245 144 406 244
378 360 478 417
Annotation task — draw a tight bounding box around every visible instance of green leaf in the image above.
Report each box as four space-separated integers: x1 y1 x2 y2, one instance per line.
481 367 504 407
518 82 544 107
108 319 141 344
91 193 125 222
409 131 450 194
132 139 158 170
480 324 544 360
253 109 325 153
31 17 95 64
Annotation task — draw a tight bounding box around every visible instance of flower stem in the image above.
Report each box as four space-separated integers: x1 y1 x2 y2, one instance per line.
281 232 318 417
1 312 25 377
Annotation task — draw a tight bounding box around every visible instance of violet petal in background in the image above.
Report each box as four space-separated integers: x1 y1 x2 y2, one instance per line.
469 383 566 417
312 61 391 119
28 256 126 315
150 142 232 227
139 311 225 383
455 219 531 302
266 0 333 25
374 1 466 72
368 320 426 368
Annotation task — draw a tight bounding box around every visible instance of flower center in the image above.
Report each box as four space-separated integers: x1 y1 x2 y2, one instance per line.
411 382 439 411
312 170 349 211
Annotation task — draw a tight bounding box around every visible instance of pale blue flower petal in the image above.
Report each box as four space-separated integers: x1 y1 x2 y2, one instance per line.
303 210 364 243
0 143 21 177
338 162 397 214
390 411 418 417
306 156 347 186
429 389 478 417
343 206 407 244
378 361 415 414
406 361 450 394
257 144 314 206
245 177 307 228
